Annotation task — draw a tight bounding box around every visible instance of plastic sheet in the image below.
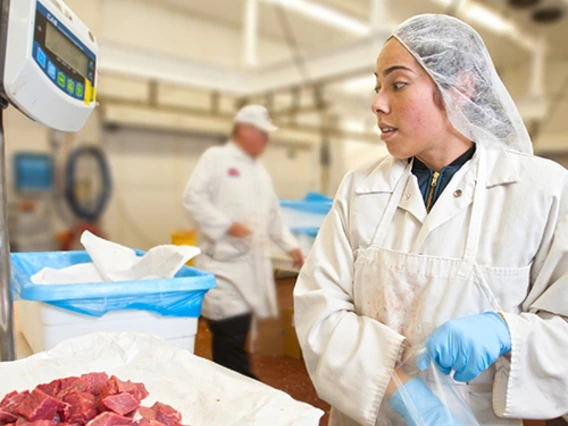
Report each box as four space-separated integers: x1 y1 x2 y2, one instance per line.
387 349 481 426
11 250 216 317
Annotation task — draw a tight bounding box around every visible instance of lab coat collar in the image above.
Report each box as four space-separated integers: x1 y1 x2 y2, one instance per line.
226 140 256 162
355 144 519 195
355 156 407 194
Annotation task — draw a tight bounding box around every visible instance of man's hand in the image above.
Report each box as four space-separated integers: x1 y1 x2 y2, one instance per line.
289 248 305 270
228 223 252 238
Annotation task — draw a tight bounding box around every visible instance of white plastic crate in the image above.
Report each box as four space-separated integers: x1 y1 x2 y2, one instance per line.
17 300 198 354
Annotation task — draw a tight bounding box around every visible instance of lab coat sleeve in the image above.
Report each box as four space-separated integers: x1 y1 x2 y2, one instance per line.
182 150 233 241
268 191 299 253
294 173 406 426
493 176 568 419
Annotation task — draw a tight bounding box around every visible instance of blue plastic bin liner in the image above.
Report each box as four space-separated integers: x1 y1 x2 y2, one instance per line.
11 250 216 318
279 192 333 215
290 227 319 238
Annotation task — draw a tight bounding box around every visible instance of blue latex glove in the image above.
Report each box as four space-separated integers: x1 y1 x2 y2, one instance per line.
416 312 511 382
390 377 464 426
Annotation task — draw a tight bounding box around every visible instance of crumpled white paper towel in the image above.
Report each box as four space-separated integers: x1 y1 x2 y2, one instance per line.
31 231 201 284
1 332 322 426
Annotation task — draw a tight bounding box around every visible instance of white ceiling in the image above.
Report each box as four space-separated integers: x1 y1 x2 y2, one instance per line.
145 0 568 69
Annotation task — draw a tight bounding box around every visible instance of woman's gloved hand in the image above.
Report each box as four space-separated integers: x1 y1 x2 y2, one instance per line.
389 377 464 426
416 312 511 382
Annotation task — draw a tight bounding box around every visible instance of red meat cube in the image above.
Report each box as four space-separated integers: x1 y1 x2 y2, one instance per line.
62 391 97 426
101 395 139 417
57 378 88 400
1 391 30 411
0 411 19 423
27 421 55 426
151 404 181 426
36 381 62 398
86 412 132 426
80 374 109 396
134 407 155 422
133 421 164 426
15 389 64 422
105 378 147 404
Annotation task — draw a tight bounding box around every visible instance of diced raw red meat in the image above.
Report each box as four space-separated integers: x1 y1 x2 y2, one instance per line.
27 421 55 426
101 394 139 417
1 374 183 426
80 374 109 396
86 412 132 426
57 378 88 400
135 407 155 422
16 417 30 425
104 378 148 404
133 421 164 426
0 411 19 423
36 381 61 398
151 404 181 426
15 389 64 422
1 391 30 410
62 391 98 425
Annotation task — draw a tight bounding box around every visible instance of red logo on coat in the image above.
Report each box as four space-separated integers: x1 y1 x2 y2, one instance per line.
228 168 240 177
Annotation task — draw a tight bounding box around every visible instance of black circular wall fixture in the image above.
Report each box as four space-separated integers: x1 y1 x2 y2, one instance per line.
64 145 112 222
532 6 564 24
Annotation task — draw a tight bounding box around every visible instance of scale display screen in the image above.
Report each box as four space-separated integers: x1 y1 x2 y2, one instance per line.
45 21 89 78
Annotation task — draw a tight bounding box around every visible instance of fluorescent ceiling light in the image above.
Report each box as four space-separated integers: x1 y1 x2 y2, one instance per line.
462 3 514 34
341 74 376 94
264 0 370 36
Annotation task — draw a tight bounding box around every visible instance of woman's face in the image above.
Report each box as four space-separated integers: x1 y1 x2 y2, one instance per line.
372 38 452 160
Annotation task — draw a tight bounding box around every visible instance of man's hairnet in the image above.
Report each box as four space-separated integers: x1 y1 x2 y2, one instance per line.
392 14 533 154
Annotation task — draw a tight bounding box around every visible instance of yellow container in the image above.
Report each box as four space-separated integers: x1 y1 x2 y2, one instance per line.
171 230 197 266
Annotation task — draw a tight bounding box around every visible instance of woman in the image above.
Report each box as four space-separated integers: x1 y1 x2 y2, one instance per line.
294 14 568 426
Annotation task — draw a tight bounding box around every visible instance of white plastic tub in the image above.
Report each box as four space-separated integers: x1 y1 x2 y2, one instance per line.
17 300 198 354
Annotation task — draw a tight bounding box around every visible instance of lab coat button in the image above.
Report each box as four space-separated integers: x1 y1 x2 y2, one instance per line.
454 189 463 197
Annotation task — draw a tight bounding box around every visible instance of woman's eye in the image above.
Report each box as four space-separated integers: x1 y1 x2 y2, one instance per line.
393 82 407 90
374 87 380 94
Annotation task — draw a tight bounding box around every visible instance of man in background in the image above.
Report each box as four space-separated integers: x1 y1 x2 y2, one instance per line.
183 104 304 379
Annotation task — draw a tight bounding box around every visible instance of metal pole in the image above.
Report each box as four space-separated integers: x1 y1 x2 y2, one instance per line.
0 104 15 361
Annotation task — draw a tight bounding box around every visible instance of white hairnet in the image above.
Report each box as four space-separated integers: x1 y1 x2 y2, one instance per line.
392 14 533 154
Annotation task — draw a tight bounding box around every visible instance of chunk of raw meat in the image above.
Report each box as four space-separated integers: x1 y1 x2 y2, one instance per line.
0 391 25 424
57 378 88 400
1 391 30 411
36 382 61 399
26 421 55 426
0 411 19 423
109 378 148 404
101 394 139 417
151 403 181 426
133 421 164 426
134 407 155 422
15 389 64 422
62 391 97 425
80 373 109 396
86 412 132 426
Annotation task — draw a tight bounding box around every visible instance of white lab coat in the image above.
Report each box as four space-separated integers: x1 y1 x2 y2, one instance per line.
183 141 298 321
294 144 568 425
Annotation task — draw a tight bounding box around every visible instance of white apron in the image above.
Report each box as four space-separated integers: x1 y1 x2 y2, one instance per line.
330 149 521 426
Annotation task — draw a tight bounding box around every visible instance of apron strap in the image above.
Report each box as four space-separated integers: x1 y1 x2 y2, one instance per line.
370 161 412 247
462 145 486 263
